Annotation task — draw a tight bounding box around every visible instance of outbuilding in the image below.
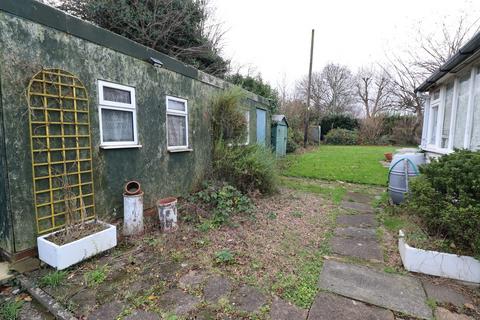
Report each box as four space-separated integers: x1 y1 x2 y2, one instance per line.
271 115 288 157
0 0 271 260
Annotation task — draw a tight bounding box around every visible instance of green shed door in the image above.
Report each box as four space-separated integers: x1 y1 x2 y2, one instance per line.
276 124 287 157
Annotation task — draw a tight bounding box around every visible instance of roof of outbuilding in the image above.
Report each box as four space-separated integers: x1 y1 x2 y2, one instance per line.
272 115 288 127
416 32 480 92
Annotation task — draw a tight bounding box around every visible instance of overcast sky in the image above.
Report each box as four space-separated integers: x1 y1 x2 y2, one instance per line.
211 0 479 90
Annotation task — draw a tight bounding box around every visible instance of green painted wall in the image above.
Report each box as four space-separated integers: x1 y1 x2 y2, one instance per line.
0 62 14 254
0 10 270 253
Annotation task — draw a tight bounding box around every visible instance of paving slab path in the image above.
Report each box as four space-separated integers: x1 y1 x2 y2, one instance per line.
308 292 394 320
312 195 434 319
330 237 383 261
318 260 432 319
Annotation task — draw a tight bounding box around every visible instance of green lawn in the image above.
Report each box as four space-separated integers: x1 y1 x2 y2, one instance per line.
282 145 396 186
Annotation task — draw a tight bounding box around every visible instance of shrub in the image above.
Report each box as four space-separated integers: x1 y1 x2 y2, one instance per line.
211 87 248 144
358 117 385 145
213 142 279 194
324 128 358 145
190 182 253 226
406 150 480 256
320 114 359 138
286 130 299 153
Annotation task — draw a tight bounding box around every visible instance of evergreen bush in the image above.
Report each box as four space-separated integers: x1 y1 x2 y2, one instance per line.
406 150 480 256
324 128 358 145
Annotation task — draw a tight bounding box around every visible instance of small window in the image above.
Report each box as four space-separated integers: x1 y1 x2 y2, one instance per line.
429 105 439 145
98 80 138 148
432 89 440 101
166 96 188 150
244 111 250 145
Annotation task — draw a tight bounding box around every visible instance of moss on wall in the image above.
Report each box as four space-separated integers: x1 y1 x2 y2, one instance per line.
0 11 270 253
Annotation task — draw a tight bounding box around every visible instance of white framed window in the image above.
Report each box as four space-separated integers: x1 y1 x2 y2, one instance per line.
166 96 189 151
244 110 250 145
97 80 139 149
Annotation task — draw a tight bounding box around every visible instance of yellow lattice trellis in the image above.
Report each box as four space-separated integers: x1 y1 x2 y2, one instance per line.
28 69 96 234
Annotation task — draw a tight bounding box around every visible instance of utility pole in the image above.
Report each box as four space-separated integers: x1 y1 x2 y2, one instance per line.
304 29 315 147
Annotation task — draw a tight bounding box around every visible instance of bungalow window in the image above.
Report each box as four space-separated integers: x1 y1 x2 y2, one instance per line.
244 110 250 145
471 69 480 150
166 96 188 151
98 80 138 148
428 104 439 145
453 74 470 149
441 83 454 149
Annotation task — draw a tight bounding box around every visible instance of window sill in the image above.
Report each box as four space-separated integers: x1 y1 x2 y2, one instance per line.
168 148 193 153
420 145 452 155
100 144 142 149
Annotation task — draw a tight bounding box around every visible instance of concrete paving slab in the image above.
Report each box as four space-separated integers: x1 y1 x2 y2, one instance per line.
336 214 377 228
334 227 377 240
269 297 307 320
341 201 374 213
308 292 394 320
330 237 383 261
203 275 232 303
435 307 474 320
231 285 267 313
178 270 208 290
318 261 432 319
0 262 13 284
344 192 374 204
157 289 201 315
421 279 472 308
87 301 123 320
124 310 161 320
10 257 40 273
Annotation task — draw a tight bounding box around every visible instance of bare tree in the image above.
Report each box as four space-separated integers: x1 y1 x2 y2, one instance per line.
355 66 394 118
411 16 480 77
384 15 480 141
296 63 357 122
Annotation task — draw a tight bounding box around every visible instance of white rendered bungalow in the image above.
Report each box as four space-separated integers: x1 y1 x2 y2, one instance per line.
416 32 480 159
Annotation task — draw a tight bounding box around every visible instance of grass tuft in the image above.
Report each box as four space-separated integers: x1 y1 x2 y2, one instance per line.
85 265 108 287
0 300 23 320
39 270 67 287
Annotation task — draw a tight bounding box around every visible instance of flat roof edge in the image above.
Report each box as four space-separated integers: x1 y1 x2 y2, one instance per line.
0 0 271 105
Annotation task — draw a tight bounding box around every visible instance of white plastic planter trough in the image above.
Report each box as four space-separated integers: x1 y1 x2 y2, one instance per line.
37 221 117 270
399 230 480 284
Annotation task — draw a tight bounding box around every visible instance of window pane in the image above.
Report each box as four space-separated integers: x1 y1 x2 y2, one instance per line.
429 106 438 145
244 111 250 144
432 90 440 101
167 99 186 112
101 109 134 142
471 71 480 150
167 114 187 147
453 75 470 148
103 86 131 104
441 83 454 148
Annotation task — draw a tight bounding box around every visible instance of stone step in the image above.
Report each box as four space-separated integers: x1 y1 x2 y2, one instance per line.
336 214 377 228
334 227 377 240
307 291 394 320
330 236 383 262
318 260 432 319
340 201 374 214
343 192 375 205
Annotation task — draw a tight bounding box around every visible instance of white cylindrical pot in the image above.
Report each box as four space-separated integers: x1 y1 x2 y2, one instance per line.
123 192 144 236
157 197 178 232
